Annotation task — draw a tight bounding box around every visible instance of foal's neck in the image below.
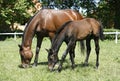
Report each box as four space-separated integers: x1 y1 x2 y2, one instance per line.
52 32 66 53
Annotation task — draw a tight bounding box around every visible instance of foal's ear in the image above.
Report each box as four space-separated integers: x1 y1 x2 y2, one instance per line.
45 49 50 53
18 44 22 48
18 44 23 50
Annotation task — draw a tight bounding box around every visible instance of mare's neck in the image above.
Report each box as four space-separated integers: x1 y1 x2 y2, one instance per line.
22 19 38 49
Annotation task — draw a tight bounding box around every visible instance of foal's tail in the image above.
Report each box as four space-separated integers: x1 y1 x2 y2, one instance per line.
80 40 85 54
99 23 104 41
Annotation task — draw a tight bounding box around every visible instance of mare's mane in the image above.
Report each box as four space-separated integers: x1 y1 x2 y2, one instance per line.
22 10 40 44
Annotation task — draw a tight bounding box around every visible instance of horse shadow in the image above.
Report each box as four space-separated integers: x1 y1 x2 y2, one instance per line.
18 61 48 69
36 61 48 66
55 62 95 71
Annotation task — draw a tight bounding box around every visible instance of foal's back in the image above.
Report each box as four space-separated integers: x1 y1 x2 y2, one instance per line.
65 18 100 40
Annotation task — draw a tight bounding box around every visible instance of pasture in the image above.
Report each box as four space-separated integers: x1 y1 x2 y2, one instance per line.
0 38 120 81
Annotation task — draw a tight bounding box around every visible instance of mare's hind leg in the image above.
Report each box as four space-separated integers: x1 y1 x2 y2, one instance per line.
84 38 91 66
33 34 43 66
94 37 100 68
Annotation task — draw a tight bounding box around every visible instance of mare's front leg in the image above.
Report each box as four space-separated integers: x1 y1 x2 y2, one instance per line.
33 33 43 67
94 37 100 69
58 39 75 72
84 38 91 66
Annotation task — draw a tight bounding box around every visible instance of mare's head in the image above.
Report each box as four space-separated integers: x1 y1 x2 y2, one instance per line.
46 49 59 71
18 45 33 68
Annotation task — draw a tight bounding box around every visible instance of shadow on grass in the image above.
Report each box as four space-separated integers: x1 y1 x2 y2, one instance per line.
18 61 48 69
54 62 96 72
37 61 48 65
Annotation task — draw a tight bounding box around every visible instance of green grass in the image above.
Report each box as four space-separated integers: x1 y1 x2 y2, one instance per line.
0 38 120 81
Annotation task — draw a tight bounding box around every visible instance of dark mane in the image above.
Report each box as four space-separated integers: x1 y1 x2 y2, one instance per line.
52 21 73 44
56 21 72 34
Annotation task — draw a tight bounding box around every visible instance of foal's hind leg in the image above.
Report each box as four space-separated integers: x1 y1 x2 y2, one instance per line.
33 34 43 66
94 37 100 69
84 39 91 66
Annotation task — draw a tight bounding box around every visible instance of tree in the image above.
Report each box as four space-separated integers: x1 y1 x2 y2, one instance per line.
107 0 120 29
0 0 34 32
79 0 97 17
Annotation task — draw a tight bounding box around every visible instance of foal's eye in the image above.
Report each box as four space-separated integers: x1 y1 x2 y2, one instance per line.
51 55 54 58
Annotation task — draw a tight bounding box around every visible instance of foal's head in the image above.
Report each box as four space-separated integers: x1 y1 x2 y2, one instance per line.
46 49 59 71
18 45 33 68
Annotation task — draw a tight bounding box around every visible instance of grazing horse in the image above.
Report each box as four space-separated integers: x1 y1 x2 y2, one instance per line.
18 9 83 68
47 18 104 72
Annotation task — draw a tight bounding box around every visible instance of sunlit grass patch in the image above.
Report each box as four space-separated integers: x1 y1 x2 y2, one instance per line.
0 38 120 81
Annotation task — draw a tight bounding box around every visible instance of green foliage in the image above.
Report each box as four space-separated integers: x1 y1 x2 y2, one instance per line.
1 0 120 32
0 38 120 81
0 0 34 32
104 29 120 40
79 0 97 17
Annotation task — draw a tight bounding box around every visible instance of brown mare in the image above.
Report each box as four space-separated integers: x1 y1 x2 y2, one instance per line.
18 9 83 68
47 18 104 72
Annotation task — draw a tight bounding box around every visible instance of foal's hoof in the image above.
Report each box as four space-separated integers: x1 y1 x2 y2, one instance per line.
94 66 99 69
32 63 37 67
83 63 89 67
57 66 62 72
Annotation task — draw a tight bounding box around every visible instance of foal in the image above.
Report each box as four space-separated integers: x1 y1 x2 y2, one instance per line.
47 18 104 72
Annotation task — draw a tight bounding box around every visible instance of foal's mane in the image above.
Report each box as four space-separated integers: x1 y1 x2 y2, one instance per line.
52 21 73 44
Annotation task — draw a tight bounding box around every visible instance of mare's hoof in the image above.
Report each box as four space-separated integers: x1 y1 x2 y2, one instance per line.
71 64 76 69
18 64 30 68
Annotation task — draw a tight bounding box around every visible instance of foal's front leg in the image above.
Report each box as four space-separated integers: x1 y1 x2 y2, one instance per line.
65 39 76 69
58 40 75 72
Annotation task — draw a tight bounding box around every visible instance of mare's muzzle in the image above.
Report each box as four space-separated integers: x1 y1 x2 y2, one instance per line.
19 64 30 68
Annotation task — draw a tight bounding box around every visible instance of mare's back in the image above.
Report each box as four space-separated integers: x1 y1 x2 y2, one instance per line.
35 9 83 31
